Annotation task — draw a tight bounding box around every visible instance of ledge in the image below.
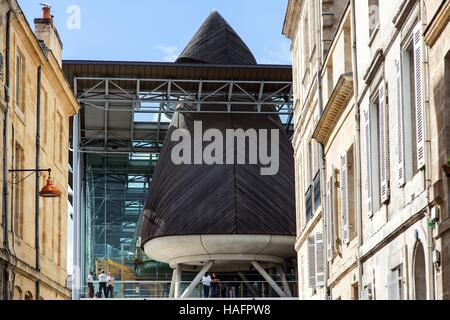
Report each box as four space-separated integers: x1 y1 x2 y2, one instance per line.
313 73 353 145
424 0 450 47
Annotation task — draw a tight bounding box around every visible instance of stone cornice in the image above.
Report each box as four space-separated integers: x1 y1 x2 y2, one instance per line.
424 0 450 48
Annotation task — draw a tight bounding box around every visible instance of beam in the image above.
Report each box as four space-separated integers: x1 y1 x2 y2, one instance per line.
238 272 258 298
180 261 213 299
251 261 286 298
276 265 292 297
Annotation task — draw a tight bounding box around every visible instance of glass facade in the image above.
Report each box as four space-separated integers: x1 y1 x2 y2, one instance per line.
83 152 172 287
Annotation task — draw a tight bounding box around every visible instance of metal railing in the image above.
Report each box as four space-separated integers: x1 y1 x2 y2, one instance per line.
81 280 298 299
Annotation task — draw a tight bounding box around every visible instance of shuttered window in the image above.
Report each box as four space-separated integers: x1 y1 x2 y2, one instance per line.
413 24 425 169
340 154 350 244
387 266 403 300
326 177 334 261
315 233 325 287
308 235 316 288
378 82 390 203
396 58 406 187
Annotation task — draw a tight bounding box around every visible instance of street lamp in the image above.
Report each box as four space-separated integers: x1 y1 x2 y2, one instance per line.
8 168 62 198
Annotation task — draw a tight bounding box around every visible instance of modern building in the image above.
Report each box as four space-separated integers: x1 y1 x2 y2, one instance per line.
65 11 296 299
140 11 296 299
0 2 79 300
284 0 450 300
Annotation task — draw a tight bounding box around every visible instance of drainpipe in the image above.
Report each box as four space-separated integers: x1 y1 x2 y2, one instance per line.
35 65 42 300
350 0 363 299
421 7 435 300
2 9 12 301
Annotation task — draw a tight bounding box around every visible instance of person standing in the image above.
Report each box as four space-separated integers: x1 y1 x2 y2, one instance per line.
98 270 108 298
202 273 212 298
106 272 115 298
211 273 220 298
87 272 95 298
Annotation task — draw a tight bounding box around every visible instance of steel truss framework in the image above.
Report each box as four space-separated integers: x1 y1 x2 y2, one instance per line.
74 76 294 155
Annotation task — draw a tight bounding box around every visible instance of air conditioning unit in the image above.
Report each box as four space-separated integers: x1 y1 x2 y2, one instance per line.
431 206 440 222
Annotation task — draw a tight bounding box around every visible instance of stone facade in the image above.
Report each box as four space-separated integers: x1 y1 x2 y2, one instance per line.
0 0 78 300
284 0 450 300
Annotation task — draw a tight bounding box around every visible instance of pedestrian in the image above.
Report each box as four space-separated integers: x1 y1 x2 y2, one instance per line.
98 270 108 298
211 273 220 298
202 272 212 298
106 272 115 298
87 272 95 298
229 277 238 298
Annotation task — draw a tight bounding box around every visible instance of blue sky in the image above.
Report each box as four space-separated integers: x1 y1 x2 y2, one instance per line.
18 0 291 65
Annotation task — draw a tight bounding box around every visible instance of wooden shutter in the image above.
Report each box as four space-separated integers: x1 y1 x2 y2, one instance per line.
326 177 334 261
308 235 316 288
379 82 390 203
396 57 406 187
340 154 350 244
413 24 425 169
315 232 325 287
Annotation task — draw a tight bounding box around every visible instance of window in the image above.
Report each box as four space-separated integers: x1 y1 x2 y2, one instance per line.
366 82 388 215
307 232 324 289
388 265 404 300
333 169 342 254
368 0 380 38
340 146 356 245
398 25 425 184
41 89 49 146
15 51 25 112
55 112 64 164
305 140 322 223
13 142 24 238
57 197 62 266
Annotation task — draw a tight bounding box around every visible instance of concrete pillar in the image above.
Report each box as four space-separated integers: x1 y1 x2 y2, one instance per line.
277 264 292 297
174 264 182 298
238 272 258 297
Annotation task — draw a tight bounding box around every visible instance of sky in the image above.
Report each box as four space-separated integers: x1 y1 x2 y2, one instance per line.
18 0 292 65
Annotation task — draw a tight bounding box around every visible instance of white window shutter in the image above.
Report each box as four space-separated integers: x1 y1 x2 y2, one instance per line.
365 115 373 218
396 58 406 187
413 24 425 169
308 235 316 288
315 232 325 287
340 154 350 244
326 177 334 261
378 82 390 203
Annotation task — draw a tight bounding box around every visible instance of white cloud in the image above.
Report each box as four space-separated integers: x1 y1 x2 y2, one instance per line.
260 42 292 65
156 45 180 62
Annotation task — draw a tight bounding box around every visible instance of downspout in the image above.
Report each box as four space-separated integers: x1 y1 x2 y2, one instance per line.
35 65 42 300
349 0 363 299
421 7 435 300
2 9 12 301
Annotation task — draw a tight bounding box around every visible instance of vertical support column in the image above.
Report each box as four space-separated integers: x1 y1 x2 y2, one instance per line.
169 268 176 298
174 264 182 298
72 77 81 301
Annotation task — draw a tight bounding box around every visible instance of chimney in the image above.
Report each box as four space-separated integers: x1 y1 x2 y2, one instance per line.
34 4 63 67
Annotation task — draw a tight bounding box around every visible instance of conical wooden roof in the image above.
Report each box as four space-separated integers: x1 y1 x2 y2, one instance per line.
176 11 257 65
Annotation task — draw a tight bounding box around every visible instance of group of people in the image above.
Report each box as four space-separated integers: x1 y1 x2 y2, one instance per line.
201 273 240 298
87 270 115 299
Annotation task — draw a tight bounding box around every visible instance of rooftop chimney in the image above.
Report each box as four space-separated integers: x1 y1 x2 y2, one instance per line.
34 4 63 67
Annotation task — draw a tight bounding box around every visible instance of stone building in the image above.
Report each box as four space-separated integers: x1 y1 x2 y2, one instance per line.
0 1 78 300
284 0 450 300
